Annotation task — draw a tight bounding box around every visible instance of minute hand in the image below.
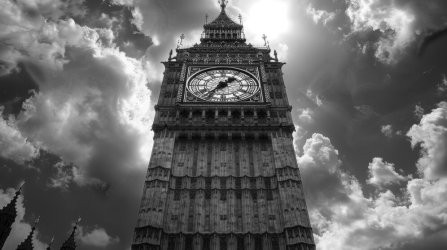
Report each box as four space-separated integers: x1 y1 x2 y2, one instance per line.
203 77 237 99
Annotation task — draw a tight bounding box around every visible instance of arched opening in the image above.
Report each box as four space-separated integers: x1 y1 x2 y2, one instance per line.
218 110 227 122
205 110 215 123
232 110 241 123
244 109 254 123
192 110 202 123
179 110 189 123
258 109 267 124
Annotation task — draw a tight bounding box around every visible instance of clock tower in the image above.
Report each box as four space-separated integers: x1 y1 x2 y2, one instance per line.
132 1 315 250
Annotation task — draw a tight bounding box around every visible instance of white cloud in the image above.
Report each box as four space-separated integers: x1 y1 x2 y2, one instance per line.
293 125 309 156
346 0 416 64
298 108 314 124
299 133 341 174
131 7 144 31
306 89 323 106
306 5 336 26
407 102 447 180
0 0 154 188
48 162 74 190
367 157 406 188
111 0 134 6
79 226 119 247
414 104 425 120
0 108 39 163
381 124 394 138
243 0 291 42
438 74 447 93
299 132 447 250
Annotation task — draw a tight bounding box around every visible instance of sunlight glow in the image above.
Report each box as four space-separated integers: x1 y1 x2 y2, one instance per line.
244 0 291 42
152 35 160 46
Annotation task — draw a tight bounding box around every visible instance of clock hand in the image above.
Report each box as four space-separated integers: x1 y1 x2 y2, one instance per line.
205 79 229 95
201 77 238 100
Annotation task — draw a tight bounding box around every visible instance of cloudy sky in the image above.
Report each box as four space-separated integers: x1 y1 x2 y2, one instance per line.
0 0 447 249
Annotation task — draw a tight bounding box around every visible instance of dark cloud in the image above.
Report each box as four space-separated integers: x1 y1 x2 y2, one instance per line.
418 26 447 56
0 64 39 116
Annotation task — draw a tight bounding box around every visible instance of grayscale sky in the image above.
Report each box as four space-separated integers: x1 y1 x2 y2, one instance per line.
1 0 447 249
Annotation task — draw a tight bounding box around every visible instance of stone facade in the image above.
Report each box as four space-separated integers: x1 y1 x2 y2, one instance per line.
132 2 315 250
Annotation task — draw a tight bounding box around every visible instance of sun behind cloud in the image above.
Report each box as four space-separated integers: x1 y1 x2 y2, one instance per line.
244 0 292 42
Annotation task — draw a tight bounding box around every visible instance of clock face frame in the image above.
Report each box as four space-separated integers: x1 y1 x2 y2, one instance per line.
186 67 260 102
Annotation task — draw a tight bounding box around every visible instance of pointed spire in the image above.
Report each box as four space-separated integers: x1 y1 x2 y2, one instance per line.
1 184 24 249
238 14 243 25
274 50 278 62
16 217 39 250
205 14 209 24
203 1 242 30
60 218 81 250
201 0 244 43
46 236 55 250
1 185 22 216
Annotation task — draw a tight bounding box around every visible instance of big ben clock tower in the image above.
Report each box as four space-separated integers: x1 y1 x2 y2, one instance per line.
132 1 315 250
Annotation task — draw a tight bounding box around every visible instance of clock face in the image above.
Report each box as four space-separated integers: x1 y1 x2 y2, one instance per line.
187 68 260 102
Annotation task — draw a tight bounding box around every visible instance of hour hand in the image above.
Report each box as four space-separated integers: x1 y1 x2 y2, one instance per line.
227 77 237 83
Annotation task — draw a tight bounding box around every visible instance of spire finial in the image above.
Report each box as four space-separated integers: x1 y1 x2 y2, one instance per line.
238 14 243 25
219 0 228 11
205 14 209 24
262 34 268 47
46 236 54 250
33 216 40 228
76 217 82 226
18 181 25 192
274 50 278 62
177 33 185 49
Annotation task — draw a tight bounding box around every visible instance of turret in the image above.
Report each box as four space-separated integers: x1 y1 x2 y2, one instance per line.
59 218 80 250
46 236 54 250
0 184 23 248
200 0 246 43
16 217 39 250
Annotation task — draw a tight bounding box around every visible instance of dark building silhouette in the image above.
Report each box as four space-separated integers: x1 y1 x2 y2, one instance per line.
132 1 315 249
16 218 39 250
0 186 22 249
0 186 79 250
59 220 80 250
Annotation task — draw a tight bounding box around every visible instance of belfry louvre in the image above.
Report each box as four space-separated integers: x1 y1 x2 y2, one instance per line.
132 1 315 250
